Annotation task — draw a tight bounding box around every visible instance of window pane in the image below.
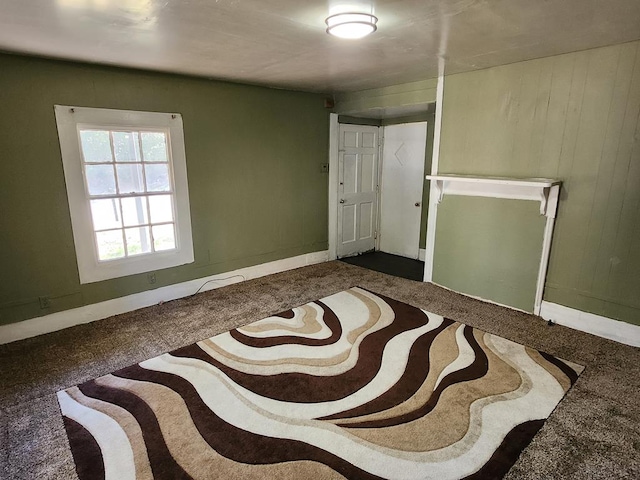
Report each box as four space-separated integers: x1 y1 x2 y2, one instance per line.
113 131 141 162
96 230 125 260
121 196 149 227
90 199 122 231
116 164 144 194
85 165 116 195
125 226 151 256
149 195 173 223
79 130 112 163
141 132 168 162
152 224 176 251
145 163 170 192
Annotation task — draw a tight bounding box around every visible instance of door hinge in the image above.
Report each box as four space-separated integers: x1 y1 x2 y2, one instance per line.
374 230 378 239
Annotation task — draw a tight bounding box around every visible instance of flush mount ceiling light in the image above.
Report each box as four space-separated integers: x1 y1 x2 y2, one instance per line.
325 12 378 39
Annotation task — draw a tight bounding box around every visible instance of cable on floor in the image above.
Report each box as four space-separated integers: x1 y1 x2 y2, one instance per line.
191 275 246 297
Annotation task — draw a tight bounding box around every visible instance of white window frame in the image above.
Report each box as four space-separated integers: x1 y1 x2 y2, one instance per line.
54 105 194 284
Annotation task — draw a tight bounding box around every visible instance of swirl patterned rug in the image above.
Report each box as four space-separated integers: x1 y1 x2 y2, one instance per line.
57 287 583 480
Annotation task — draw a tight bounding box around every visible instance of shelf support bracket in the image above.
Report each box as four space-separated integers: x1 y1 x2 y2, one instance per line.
435 180 444 204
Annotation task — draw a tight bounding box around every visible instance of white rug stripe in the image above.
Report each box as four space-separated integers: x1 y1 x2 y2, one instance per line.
57 390 137 480
166 316 443 420
207 291 375 362
199 291 399 376
139 333 565 480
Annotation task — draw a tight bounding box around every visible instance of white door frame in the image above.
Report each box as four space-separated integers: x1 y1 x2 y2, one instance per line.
423 73 445 281
328 113 339 260
375 127 385 251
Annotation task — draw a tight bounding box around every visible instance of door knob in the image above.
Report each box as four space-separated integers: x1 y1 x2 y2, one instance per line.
340 199 345 204
415 202 421 207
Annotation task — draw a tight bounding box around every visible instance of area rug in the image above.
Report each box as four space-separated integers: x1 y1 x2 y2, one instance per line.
57 287 583 480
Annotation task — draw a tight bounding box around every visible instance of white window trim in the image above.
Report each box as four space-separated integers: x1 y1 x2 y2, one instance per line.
54 105 194 284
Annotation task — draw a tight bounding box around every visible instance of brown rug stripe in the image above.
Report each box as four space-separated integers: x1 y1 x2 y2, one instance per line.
319 318 454 421
171 291 439 404
540 351 580 385
78 378 193 480
340 325 489 428
110 365 386 480
464 420 546 479
62 416 105 480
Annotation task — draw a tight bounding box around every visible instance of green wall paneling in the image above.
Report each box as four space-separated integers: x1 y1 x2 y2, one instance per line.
438 40 640 325
433 196 546 312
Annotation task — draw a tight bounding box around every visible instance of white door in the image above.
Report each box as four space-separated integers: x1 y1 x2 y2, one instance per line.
337 124 379 258
379 122 427 259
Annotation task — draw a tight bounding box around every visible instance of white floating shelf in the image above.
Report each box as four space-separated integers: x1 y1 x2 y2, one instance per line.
426 174 561 188
426 174 561 216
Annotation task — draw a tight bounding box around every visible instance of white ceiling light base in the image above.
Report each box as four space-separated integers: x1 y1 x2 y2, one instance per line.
325 13 378 39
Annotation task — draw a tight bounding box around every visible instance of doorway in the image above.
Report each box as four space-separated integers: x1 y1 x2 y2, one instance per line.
332 117 430 280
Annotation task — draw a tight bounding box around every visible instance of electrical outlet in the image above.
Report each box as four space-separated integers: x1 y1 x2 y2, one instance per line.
320 163 329 173
39 296 51 309
147 273 157 284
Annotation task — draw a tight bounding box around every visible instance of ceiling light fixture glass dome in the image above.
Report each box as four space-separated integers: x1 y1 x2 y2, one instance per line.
325 12 378 39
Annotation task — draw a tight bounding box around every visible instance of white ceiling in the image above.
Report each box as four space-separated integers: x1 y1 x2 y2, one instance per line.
1 0 640 93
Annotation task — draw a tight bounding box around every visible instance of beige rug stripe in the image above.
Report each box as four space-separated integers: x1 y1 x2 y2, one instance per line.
240 304 325 335
66 385 154 480
525 348 572 393
333 321 460 426
343 329 524 452
199 337 351 368
95 374 345 480
344 288 385 344
143 353 455 472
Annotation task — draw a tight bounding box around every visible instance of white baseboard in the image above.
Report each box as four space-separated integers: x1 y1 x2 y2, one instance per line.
540 301 640 347
419 249 426 262
0 250 329 345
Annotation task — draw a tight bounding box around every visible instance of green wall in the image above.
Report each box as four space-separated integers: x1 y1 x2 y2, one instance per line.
0 54 330 326
334 79 437 115
433 197 546 312
436 40 640 324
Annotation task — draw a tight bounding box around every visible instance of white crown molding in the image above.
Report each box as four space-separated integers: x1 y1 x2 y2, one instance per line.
0 250 329 345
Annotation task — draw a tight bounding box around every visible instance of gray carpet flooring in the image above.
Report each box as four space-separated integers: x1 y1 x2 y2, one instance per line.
1 261 638 479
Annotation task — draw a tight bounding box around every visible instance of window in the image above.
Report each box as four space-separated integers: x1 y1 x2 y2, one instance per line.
55 106 194 284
